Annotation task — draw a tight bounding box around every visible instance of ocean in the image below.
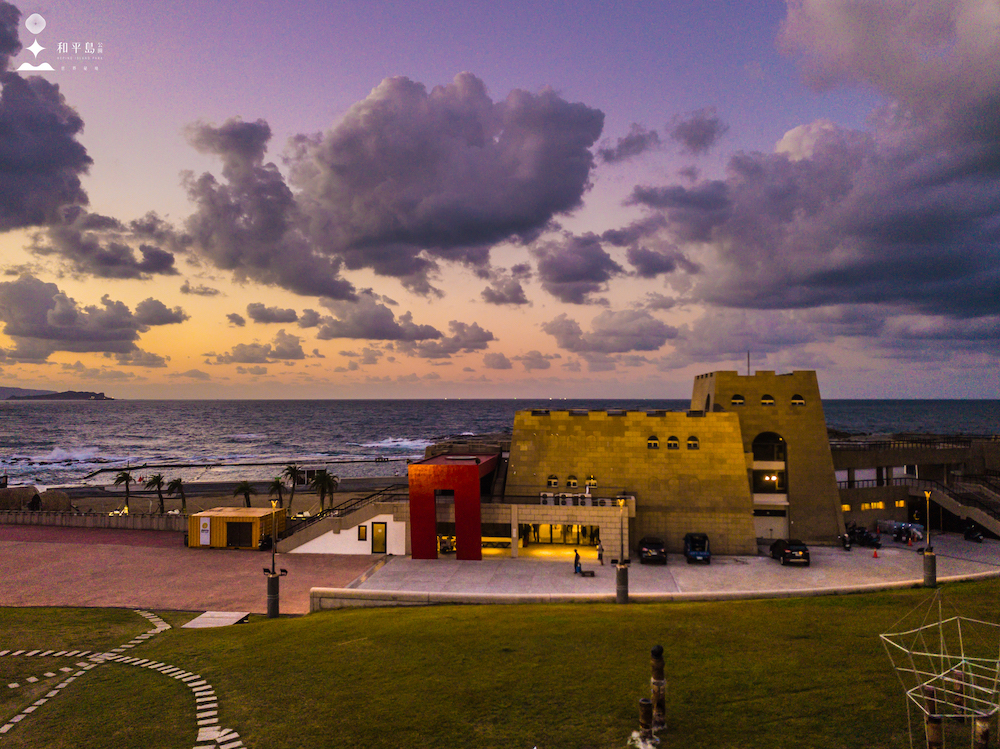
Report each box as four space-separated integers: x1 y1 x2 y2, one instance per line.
2 399 999 489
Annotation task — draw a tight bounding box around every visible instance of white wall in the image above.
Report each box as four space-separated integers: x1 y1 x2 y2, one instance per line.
289 514 406 555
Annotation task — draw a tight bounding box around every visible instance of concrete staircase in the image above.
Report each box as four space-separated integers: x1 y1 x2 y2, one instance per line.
915 485 1000 538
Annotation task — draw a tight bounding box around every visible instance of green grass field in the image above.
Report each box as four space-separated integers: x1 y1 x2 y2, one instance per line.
2 581 999 748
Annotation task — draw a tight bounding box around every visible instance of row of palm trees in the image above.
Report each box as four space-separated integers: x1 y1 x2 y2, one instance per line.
110 463 339 514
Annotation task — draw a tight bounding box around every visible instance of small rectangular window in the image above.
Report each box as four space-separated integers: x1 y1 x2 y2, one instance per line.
841 504 851 512
895 500 906 508
358 525 367 541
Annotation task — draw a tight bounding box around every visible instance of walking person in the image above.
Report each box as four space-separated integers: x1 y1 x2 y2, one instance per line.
574 549 582 574
597 541 604 566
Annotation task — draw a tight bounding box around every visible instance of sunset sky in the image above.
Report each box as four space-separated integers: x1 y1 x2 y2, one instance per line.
1 0 998 399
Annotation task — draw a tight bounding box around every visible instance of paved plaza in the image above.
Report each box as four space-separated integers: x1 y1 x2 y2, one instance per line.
357 533 1000 599
0 526 375 615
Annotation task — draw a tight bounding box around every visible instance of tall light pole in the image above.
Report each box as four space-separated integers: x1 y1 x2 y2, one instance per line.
616 497 628 604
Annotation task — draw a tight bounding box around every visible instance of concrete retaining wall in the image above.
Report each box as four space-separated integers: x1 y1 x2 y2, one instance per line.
0 510 186 532
309 568 1000 611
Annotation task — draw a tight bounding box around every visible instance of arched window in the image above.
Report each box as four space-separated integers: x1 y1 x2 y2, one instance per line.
761 394 775 406
647 436 659 449
752 432 786 462
687 436 700 450
546 475 559 487
731 394 745 406
791 394 805 406
666 436 680 450
567 475 578 488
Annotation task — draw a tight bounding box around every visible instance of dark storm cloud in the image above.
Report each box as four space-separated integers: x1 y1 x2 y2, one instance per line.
315 293 441 341
481 274 529 306
645 293 676 311
541 309 676 354
0 274 155 360
134 298 188 326
298 308 320 328
180 280 220 296
0 2 20 71
32 208 180 279
226 313 246 327
0 72 92 230
397 320 494 359
286 73 604 293
483 352 512 370
246 303 298 324
184 118 356 300
667 107 729 155
271 329 305 359
236 365 268 375
111 349 169 368
626 181 731 242
213 329 304 364
531 233 623 304
626 246 684 278
598 124 661 163
666 309 818 368
512 350 559 371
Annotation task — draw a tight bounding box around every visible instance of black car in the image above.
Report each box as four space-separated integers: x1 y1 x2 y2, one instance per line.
770 538 810 566
638 536 667 565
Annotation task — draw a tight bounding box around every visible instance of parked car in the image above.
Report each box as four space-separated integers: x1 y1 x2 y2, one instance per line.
770 538 811 566
683 533 711 564
638 536 667 565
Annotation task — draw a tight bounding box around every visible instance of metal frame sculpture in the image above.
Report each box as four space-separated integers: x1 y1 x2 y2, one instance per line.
882 590 1000 749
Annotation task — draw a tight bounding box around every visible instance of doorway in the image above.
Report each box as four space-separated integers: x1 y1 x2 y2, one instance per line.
226 521 253 548
372 522 387 554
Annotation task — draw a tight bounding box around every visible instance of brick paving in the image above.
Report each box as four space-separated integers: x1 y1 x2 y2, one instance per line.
0 525 378 614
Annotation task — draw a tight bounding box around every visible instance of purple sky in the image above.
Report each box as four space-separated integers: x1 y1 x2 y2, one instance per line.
0 0 997 399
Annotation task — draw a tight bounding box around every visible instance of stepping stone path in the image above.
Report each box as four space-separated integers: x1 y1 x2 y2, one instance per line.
1 609 247 748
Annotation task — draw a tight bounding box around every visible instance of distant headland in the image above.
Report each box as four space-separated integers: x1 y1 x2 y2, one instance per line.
5 391 114 401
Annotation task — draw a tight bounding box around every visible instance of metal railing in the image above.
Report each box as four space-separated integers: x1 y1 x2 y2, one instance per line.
838 476 1000 522
830 438 975 451
284 484 407 535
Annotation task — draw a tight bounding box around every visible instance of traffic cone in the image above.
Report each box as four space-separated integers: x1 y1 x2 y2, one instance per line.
908 536 912 547
873 549 879 559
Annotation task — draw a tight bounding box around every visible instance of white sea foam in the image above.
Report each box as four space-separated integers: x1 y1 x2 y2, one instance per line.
357 438 433 451
39 447 100 463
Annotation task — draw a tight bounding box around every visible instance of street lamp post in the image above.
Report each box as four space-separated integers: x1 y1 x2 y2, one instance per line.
616 497 628 604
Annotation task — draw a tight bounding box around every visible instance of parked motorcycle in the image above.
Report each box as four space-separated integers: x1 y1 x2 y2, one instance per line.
838 533 852 551
964 523 985 543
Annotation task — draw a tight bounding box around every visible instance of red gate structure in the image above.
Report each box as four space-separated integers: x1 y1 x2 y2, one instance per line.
408 453 499 560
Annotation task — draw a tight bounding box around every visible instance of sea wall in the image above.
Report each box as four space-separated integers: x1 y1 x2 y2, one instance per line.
0 510 186 532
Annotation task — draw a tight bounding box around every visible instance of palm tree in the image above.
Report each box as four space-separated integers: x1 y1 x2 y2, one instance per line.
267 476 285 508
167 477 187 514
113 470 133 513
233 480 256 508
282 463 302 513
309 471 338 511
145 473 166 514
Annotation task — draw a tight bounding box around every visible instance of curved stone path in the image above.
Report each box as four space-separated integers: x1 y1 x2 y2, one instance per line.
1 609 246 748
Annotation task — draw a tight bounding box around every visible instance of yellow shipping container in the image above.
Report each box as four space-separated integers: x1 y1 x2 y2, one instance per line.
188 507 287 549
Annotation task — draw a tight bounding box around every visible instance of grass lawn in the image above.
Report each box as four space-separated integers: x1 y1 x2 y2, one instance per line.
2 580 1000 748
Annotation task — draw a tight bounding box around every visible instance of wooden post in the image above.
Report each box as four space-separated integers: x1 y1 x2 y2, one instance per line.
650 645 666 730
638 698 653 741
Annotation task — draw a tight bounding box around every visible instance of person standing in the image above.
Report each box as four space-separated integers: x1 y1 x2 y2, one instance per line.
597 541 604 566
574 549 581 574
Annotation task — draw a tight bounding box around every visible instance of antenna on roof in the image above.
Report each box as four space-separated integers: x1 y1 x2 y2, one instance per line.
747 350 750 377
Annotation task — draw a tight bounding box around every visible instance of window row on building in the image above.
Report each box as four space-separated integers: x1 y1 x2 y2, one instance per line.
647 436 700 450
730 394 806 406
547 475 600 488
